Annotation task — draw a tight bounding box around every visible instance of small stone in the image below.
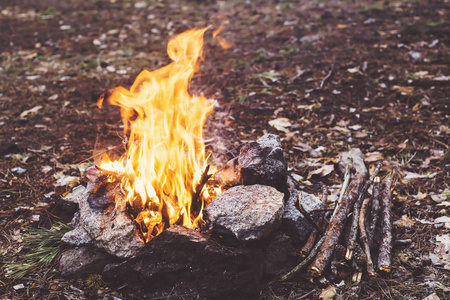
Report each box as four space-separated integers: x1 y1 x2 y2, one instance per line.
239 134 288 192
13 283 25 290
281 189 323 244
205 184 285 241
339 148 368 178
11 167 27 175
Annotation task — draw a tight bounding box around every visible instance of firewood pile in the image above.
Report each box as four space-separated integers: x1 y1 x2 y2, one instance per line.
280 160 395 285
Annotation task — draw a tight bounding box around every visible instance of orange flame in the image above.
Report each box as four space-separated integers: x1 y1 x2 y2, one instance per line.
97 27 216 240
213 24 234 49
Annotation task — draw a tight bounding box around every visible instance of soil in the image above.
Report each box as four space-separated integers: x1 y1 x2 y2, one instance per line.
0 0 449 299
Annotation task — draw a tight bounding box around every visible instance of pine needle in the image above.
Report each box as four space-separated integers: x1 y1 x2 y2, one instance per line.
3 222 72 280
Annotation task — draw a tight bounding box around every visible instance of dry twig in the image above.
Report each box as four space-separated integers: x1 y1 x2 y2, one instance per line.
346 162 382 260
280 235 326 282
378 176 393 273
359 197 376 277
308 176 363 278
368 176 381 245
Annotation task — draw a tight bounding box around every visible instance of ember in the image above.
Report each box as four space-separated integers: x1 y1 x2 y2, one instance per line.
96 27 218 240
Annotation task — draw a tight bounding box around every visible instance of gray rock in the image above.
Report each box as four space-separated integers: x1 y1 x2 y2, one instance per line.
264 232 298 277
339 148 368 178
239 134 288 191
204 184 285 241
59 246 117 278
281 189 323 244
62 181 144 258
102 226 264 300
61 226 92 246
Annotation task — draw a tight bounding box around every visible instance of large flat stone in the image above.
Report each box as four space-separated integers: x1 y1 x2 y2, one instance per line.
204 184 285 241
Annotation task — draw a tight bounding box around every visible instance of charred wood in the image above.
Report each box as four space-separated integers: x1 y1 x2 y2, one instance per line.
191 164 212 219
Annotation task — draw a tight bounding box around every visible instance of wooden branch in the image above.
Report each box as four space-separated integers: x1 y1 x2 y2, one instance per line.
280 235 325 282
346 162 382 260
368 176 381 245
378 176 393 273
191 165 212 218
332 158 352 219
300 183 328 258
308 176 363 278
298 197 325 236
359 197 376 277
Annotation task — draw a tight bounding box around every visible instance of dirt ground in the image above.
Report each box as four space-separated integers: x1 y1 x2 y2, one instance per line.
0 0 449 299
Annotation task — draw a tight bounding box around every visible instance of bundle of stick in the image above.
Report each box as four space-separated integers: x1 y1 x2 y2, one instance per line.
281 161 394 283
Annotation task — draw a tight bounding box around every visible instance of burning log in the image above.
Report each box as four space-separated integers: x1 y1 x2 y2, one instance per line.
346 162 382 260
368 176 381 245
359 197 376 277
378 176 393 273
300 183 328 258
190 164 212 221
308 176 363 278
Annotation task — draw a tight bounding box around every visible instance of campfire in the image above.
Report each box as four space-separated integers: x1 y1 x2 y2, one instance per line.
59 27 395 299
95 27 217 241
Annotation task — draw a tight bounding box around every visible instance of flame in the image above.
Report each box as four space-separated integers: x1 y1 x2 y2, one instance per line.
213 24 234 49
97 27 216 240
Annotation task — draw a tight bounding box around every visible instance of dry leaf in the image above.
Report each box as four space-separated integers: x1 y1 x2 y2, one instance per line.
424 293 440 300
20 105 43 118
365 151 384 162
433 234 450 270
395 214 415 228
319 285 336 300
402 171 437 183
309 164 334 178
269 118 292 133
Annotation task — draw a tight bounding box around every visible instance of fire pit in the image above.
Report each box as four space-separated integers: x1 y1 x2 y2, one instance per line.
58 27 394 299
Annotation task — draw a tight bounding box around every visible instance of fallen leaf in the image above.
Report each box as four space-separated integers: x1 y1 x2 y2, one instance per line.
20 105 43 117
395 214 415 228
402 171 437 183
319 285 336 300
293 142 319 157
269 118 292 133
414 191 427 200
365 151 384 162
424 293 440 300
54 173 80 188
430 189 449 203
309 164 334 178
433 234 450 270
394 86 414 95
347 67 363 74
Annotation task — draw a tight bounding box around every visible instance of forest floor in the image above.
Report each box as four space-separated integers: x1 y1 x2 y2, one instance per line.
0 0 449 299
